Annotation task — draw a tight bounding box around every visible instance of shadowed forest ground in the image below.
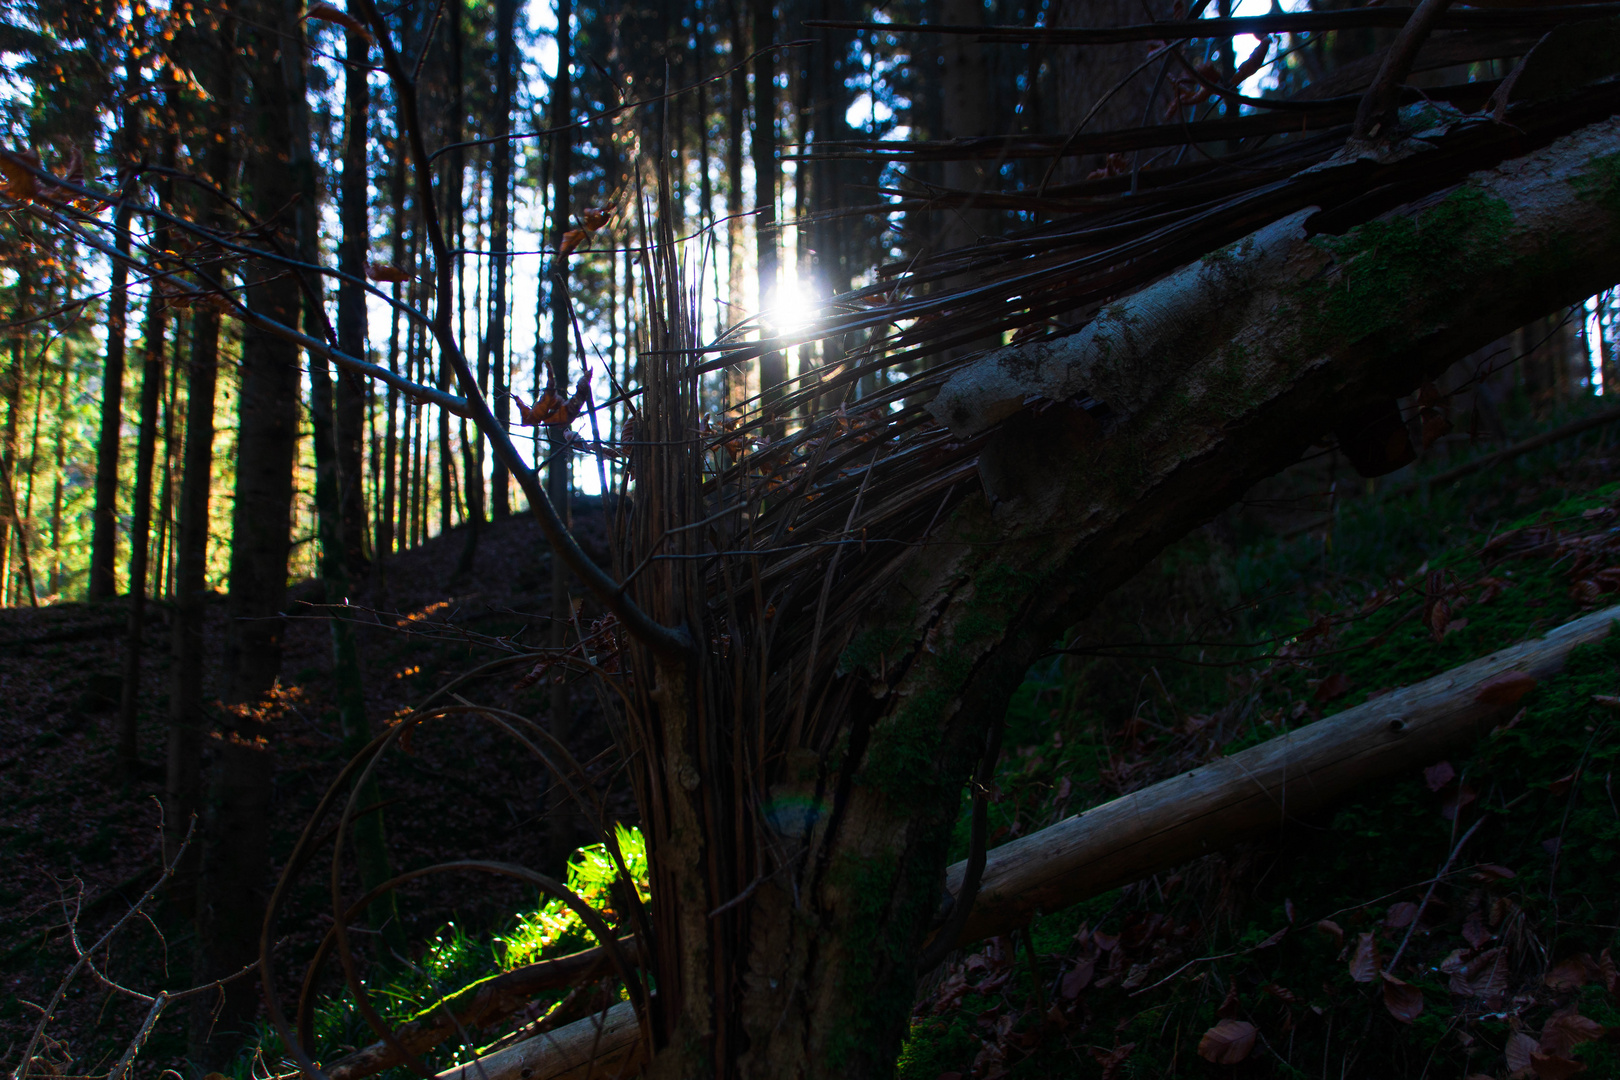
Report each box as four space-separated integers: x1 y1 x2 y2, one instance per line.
7 412 1620 1079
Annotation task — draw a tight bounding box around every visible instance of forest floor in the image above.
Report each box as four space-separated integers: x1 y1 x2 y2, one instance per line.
0 500 624 1076
7 408 1620 1080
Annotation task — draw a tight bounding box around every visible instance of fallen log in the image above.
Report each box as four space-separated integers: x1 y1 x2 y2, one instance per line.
432 999 642 1080
324 942 627 1080
395 604 1620 1080
944 601 1620 943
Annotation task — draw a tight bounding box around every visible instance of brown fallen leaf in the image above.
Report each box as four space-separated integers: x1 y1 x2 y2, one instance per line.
1089 1042 1135 1080
1197 1019 1257 1064
1543 956 1597 993
1317 918 1344 948
1506 1030 1539 1078
1383 901 1420 930
1476 671 1538 705
1529 1052 1586 1079
1424 760 1457 791
1382 973 1424 1023
1348 932 1381 984
1059 958 1094 999
1599 948 1618 994
1538 1011 1605 1057
1315 671 1352 703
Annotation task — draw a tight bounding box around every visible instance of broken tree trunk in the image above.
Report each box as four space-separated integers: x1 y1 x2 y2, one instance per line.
387 603 1620 1080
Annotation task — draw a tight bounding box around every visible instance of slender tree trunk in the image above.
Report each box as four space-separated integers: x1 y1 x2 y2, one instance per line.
726 0 746 408
47 348 70 595
90 75 139 601
378 155 407 570
117 181 172 783
751 0 784 434
485 0 518 520
336 21 371 578
1 271 36 607
167 300 220 905
546 0 575 863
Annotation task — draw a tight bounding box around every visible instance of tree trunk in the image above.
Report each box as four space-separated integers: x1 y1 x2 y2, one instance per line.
195 0 310 1057
336 15 371 578
116 218 171 783
546 0 575 864
751 0 784 434
316 12 398 938
89 71 140 601
486 0 517 520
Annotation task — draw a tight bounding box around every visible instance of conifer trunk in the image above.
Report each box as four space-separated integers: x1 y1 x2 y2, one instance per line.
89 72 139 601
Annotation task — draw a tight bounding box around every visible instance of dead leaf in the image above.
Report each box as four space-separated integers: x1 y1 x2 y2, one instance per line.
1476 671 1538 706
1315 671 1352 703
1317 919 1345 948
1548 772 1580 797
1461 947 1510 1000
1474 864 1517 881
1591 694 1620 710
304 3 374 43
1424 761 1457 791
1089 1042 1135 1080
1260 983 1298 1003
1425 595 1452 642
1544 957 1596 993
1059 958 1094 999
1216 984 1241 1019
1529 1053 1587 1079
1599 948 1618 994
1348 932 1381 984
1196 1019 1257 1064
0 148 41 202
1382 973 1424 1023
1506 1031 1538 1078
1441 784 1479 821
367 261 413 282
1538 1011 1605 1057
1383 901 1419 930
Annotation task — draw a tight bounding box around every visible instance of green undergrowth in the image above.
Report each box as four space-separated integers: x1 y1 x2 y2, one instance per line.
907 421 1620 1078
237 828 648 1080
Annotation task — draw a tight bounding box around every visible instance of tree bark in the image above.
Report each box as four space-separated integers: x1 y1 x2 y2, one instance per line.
546 0 576 865
751 0 785 434
486 0 518 519
89 68 140 601
336 10 372 577
116 206 171 783
196 0 310 1058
